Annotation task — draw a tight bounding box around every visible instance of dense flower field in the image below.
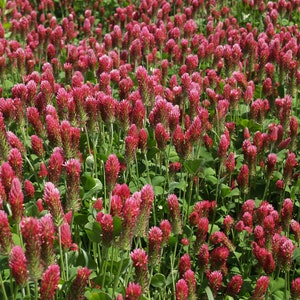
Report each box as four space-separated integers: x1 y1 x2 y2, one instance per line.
0 0 300 299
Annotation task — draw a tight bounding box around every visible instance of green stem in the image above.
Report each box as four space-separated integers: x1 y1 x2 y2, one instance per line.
170 240 178 299
262 177 271 201
185 175 194 225
109 122 114 153
10 274 15 300
0 271 8 300
58 226 66 281
84 124 92 156
113 251 126 295
101 249 108 289
34 280 38 300
144 153 151 184
65 252 69 281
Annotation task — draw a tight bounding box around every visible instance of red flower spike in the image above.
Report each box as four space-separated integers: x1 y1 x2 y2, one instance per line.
210 246 230 274
60 223 72 250
135 185 154 237
9 177 24 223
252 276 269 300
20 217 42 280
113 184 131 203
46 115 61 147
40 264 60 300
0 210 13 254
125 135 138 164
24 180 35 199
281 198 293 231
237 164 249 194
283 152 297 185
218 134 230 160
105 154 120 192
178 254 191 277
208 271 223 295
99 213 114 247
130 249 149 292
138 128 148 153
183 269 196 299
27 108 44 137
119 196 140 250
148 226 163 267
9 246 28 287
131 100 146 129
39 214 55 267
48 148 64 185
226 275 243 297
43 182 64 227
176 279 188 300
291 278 300 299
93 198 103 211
167 194 183 235
277 237 295 271
65 158 81 212
125 282 142 300
7 131 25 154
67 267 91 300
155 123 170 151
1 162 16 194
291 220 300 243
198 243 209 271
31 135 45 158
159 219 172 246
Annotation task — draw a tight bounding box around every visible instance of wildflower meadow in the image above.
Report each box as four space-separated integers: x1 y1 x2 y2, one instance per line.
0 0 300 299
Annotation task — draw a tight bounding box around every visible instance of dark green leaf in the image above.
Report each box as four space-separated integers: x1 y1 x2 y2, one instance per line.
113 216 122 237
85 221 102 243
184 160 202 174
151 273 166 288
151 176 165 186
82 179 103 200
169 181 187 193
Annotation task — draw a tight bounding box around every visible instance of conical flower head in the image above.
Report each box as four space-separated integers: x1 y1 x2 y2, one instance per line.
99 213 114 247
48 148 64 185
176 279 188 300
135 184 154 237
9 177 24 223
40 264 60 300
179 254 191 277
60 222 73 250
119 196 141 250
208 271 223 295
237 164 249 193
65 158 81 212
8 148 23 179
9 246 28 286
67 267 91 300
105 154 120 192
252 276 269 300
226 275 243 297
130 248 149 292
148 226 163 267
39 214 55 267
125 282 142 300
159 219 171 246
0 210 13 254
291 278 300 300
1 162 15 194
43 182 64 226
183 269 197 300
20 217 42 280
167 194 183 235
